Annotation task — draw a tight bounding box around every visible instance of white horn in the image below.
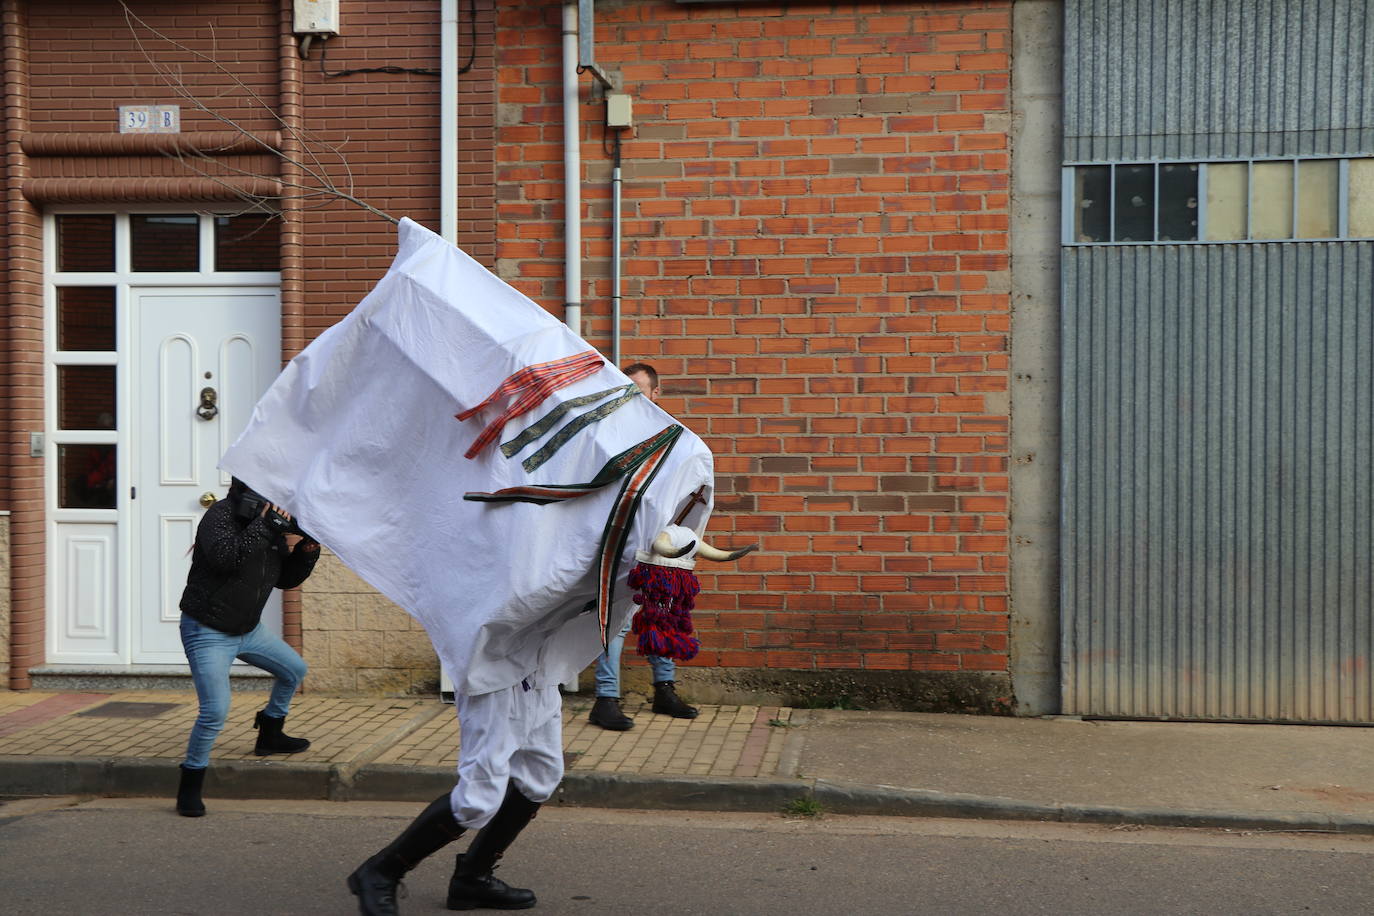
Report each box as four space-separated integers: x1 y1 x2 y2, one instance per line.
695 540 759 562
652 530 696 559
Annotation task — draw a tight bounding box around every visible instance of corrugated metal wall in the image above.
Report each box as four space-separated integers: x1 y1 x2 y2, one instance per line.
1065 0 1374 162
1061 0 1374 721
1062 244 1374 721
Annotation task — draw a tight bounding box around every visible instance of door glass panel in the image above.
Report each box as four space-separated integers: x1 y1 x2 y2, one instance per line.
1296 159 1339 238
214 214 280 271
58 443 116 509
1157 163 1198 241
57 215 115 272
1113 164 1154 243
57 287 116 351
131 214 200 272
1251 161 1294 239
58 366 116 430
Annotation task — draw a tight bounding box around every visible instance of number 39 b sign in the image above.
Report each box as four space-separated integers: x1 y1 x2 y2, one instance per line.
118 105 180 134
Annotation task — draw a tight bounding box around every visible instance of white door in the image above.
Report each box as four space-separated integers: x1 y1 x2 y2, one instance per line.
132 287 281 664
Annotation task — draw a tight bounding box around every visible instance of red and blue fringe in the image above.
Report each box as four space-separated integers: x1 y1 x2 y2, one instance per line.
628 562 701 661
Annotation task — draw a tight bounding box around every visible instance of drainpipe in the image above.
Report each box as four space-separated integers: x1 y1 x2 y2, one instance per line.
610 131 622 365
561 2 581 334
440 0 458 244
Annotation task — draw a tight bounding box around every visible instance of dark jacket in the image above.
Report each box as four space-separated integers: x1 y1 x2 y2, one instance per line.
179 497 319 636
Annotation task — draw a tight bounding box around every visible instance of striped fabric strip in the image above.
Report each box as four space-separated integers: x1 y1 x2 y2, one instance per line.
520 386 641 473
460 352 604 459
499 383 634 459
463 424 684 505
591 427 680 648
455 350 601 422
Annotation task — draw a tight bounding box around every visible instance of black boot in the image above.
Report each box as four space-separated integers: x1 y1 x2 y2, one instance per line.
446 785 540 910
254 710 311 755
348 793 466 916
652 681 698 719
588 696 634 730
175 764 206 817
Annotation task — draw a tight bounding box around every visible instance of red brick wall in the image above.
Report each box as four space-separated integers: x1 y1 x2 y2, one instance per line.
496 0 1012 682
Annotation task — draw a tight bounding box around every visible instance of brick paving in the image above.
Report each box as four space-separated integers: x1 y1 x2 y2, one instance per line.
0 691 798 780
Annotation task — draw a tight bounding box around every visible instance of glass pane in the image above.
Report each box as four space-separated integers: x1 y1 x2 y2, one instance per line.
1204 164 1249 240
1251 161 1294 239
1074 166 1110 242
57 215 115 272
1157 163 1199 241
214 214 281 271
58 366 116 430
131 214 200 272
1296 159 1339 238
1351 158 1374 238
59 443 116 509
57 287 116 351
1113 164 1154 242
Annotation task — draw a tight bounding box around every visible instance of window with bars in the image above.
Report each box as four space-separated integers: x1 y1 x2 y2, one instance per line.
1065 157 1374 245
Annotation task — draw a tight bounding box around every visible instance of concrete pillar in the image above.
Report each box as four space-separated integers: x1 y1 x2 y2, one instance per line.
1009 0 1064 715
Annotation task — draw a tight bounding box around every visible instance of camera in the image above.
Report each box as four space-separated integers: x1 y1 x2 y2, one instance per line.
235 488 303 536
236 491 268 521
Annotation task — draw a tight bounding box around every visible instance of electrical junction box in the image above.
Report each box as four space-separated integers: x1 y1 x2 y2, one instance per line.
606 94 633 129
293 0 340 35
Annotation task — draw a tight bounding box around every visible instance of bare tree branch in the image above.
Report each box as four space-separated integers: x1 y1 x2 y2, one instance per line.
120 2 398 225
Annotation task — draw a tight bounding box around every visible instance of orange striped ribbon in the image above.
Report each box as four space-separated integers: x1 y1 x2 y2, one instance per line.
456 350 604 459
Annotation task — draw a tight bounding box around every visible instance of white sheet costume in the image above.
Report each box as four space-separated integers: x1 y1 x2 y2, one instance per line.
221 218 715 829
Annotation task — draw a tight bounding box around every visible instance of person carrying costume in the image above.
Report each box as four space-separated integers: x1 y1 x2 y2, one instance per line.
215 218 734 915
174 477 320 817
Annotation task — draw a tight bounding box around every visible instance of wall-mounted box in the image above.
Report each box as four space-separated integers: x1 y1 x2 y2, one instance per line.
293 0 340 36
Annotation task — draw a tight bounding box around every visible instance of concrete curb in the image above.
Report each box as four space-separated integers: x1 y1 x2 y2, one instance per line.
808 779 1374 835
5 755 1373 835
556 770 811 813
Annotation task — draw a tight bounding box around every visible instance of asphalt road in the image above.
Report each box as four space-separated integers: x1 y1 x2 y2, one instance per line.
3 797 1373 915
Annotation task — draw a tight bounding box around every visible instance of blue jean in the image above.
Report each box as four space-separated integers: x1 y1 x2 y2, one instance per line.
179 615 308 769
594 612 675 698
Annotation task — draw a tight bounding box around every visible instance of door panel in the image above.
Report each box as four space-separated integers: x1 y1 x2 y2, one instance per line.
51 524 120 664
133 288 281 664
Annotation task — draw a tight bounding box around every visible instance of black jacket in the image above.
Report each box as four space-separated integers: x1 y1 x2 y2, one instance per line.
179 497 319 636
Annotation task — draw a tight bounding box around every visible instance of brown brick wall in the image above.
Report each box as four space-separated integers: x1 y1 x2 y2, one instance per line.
4 0 497 690
27 3 279 134
6 0 46 687
495 0 1013 679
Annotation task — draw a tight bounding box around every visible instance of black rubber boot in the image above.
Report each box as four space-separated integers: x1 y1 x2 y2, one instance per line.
588 696 633 731
651 681 698 719
175 764 206 817
348 792 466 916
446 785 540 910
253 710 311 755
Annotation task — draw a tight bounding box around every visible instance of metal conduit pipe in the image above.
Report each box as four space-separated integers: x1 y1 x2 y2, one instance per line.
440 0 459 244
561 1 582 334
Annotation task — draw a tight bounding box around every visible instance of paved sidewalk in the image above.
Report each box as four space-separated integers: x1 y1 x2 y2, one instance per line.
3 688 1374 834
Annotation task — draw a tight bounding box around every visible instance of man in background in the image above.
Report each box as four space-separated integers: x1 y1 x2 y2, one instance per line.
588 362 700 730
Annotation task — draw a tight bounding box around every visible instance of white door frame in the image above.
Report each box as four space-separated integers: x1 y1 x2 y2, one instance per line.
42 208 281 669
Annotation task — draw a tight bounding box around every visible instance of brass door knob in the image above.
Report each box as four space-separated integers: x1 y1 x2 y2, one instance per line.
200 491 217 508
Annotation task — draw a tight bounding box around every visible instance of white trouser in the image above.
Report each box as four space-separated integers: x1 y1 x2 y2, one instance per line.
450 681 564 829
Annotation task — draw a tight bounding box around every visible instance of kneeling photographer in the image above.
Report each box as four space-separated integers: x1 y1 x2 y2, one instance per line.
175 477 321 817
